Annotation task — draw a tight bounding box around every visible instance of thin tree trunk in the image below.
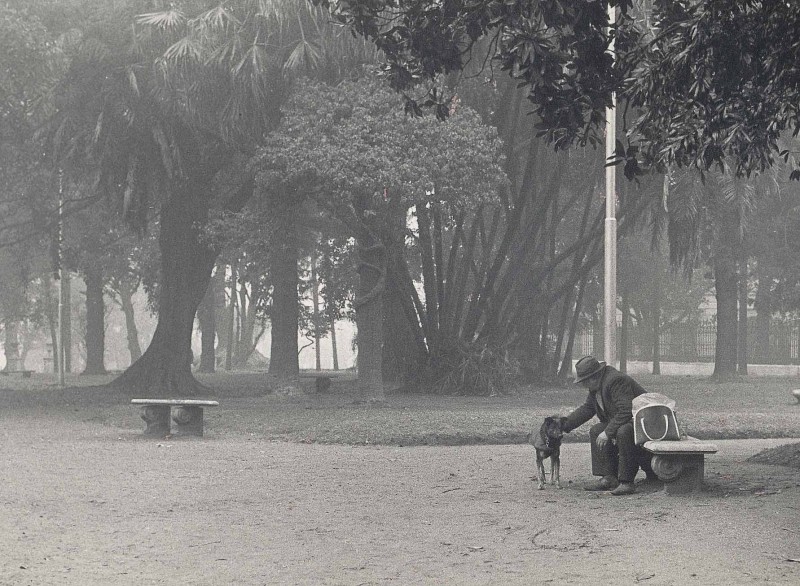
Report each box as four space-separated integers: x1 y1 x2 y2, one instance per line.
82 266 106 375
225 262 236 371
652 276 662 375
311 255 322 370
330 318 339 370
117 281 142 364
753 263 774 363
620 294 629 374
197 276 216 373
47 278 58 374
61 271 72 373
738 256 748 374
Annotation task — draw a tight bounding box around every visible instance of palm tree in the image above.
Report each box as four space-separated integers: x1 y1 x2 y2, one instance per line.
43 0 374 394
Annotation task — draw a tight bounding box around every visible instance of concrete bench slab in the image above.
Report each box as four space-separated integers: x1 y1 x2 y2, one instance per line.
642 436 718 495
131 399 219 437
792 389 800 404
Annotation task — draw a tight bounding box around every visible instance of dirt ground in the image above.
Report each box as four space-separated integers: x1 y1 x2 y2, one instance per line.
1 409 799 585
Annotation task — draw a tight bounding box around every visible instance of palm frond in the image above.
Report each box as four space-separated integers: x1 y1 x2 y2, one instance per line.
197 6 239 31
136 10 187 31
284 39 322 73
163 37 203 63
126 66 140 97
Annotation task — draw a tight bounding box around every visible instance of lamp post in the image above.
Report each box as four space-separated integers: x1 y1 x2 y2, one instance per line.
604 2 618 367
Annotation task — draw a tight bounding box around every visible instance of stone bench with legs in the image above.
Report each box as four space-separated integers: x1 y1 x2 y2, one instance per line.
641 436 718 495
131 399 219 437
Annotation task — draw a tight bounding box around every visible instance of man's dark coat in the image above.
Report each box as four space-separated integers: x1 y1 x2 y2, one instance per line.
563 366 647 439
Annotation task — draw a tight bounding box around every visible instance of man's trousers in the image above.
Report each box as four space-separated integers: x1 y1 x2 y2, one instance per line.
589 421 653 483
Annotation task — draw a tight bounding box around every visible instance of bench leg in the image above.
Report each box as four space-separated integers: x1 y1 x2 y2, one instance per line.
140 405 171 436
172 406 204 437
652 454 705 495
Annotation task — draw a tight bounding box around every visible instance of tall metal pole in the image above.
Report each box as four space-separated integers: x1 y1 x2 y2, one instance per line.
604 3 618 367
57 170 65 387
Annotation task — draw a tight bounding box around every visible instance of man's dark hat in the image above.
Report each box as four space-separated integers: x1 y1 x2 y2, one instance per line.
573 355 606 384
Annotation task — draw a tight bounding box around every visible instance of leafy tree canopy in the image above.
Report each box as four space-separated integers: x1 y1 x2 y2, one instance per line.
316 0 800 179
256 72 508 221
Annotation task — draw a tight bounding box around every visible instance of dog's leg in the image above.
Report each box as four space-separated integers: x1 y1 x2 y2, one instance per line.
536 458 546 490
553 457 561 489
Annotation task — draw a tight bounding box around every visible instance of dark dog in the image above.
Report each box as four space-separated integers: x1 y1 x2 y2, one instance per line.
531 416 567 490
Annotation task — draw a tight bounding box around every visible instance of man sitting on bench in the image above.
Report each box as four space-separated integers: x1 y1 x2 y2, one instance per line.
562 355 657 496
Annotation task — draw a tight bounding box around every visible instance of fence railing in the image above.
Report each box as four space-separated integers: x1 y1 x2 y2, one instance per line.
575 320 800 364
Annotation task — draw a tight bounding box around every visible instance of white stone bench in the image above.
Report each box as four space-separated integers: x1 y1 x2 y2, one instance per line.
641 436 718 495
131 399 219 437
792 389 800 404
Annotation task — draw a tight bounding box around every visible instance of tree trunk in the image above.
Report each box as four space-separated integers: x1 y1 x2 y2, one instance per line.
61 271 72 373
355 236 385 397
113 181 216 395
311 256 322 370
117 282 142 365
197 275 216 373
712 202 740 381
753 263 774 363
620 294 629 373
4 321 21 371
737 256 748 374
652 277 662 375
82 266 106 375
353 194 386 399
330 317 339 371
269 202 299 376
225 262 236 371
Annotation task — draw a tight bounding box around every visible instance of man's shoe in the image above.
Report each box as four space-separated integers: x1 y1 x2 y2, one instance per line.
584 476 619 491
610 482 636 496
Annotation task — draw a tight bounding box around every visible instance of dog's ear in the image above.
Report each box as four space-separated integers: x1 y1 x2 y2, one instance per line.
559 416 568 427
543 416 554 425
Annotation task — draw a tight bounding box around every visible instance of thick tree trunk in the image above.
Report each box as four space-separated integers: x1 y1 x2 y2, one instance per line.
352 194 386 398
4 321 21 371
712 200 740 381
269 203 299 376
197 276 216 373
713 249 739 380
113 182 216 395
82 266 106 375
355 236 385 397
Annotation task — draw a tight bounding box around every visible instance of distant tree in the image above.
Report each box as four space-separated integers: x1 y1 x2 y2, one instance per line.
255 73 507 393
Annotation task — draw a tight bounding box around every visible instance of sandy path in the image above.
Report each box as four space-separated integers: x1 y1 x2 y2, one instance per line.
1 413 799 585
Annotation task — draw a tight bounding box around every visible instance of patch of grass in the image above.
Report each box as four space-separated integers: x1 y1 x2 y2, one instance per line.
1 371 798 446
